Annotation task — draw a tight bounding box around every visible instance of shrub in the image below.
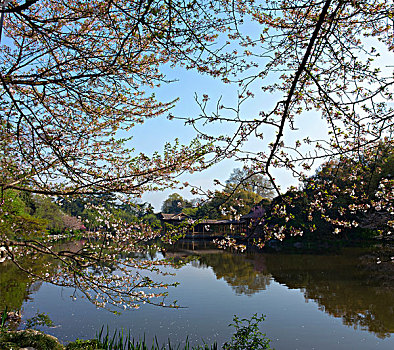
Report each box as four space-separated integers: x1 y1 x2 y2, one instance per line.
222 314 271 350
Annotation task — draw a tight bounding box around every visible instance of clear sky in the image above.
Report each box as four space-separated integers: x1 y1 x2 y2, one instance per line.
118 10 393 212
131 64 329 210
131 34 393 211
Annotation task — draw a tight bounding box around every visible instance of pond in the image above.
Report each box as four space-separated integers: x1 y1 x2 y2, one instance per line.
1 241 393 349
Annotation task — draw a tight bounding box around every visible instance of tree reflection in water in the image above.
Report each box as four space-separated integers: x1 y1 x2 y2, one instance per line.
188 245 393 339
0 257 50 313
0 261 34 312
194 253 271 296
263 247 393 339
0 241 85 314
1 240 393 340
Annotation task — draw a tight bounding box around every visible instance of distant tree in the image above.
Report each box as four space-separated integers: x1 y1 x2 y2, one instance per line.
196 189 262 220
34 196 66 233
222 189 263 219
59 197 86 218
226 168 274 199
142 213 161 229
0 190 47 240
194 192 224 220
182 206 198 218
161 193 192 214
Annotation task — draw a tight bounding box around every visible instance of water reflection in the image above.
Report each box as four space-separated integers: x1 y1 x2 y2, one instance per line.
262 248 394 339
1 240 393 342
182 244 393 339
0 261 33 312
194 253 271 296
0 256 50 313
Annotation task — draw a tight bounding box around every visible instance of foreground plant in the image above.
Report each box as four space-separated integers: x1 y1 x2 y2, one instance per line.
84 314 271 349
222 314 271 350
0 314 271 350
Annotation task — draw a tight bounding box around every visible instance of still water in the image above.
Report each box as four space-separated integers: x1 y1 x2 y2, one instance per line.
1 241 393 349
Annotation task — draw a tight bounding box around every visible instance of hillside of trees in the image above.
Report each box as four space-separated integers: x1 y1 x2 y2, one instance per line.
161 168 273 220
161 141 393 243
261 140 393 242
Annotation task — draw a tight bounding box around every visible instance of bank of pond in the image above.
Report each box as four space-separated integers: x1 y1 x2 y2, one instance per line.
1 313 271 349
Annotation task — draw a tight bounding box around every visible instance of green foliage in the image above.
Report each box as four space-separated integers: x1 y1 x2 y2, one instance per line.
0 189 47 240
0 190 87 239
25 312 55 330
194 194 223 220
0 341 19 350
177 169 270 221
182 207 198 218
60 195 158 232
222 314 271 350
195 189 262 220
94 326 218 350
142 213 162 229
34 197 67 233
0 329 64 350
0 307 7 330
18 191 37 215
60 197 87 218
161 193 192 214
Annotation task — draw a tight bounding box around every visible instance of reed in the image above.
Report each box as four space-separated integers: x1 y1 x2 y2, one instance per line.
94 326 218 350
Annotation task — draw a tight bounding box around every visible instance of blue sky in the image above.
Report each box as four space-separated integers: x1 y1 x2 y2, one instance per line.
132 30 393 211
131 64 329 210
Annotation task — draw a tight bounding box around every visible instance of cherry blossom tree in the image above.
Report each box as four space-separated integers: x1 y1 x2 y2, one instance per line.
0 0 246 310
0 0 250 197
184 0 393 192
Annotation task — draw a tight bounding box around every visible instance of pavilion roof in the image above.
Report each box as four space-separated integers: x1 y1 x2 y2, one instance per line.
158 212 189 221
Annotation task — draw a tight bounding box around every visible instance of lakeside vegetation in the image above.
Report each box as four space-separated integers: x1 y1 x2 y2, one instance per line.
161 140 393 245
1 139 392 255
1 313 271 350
